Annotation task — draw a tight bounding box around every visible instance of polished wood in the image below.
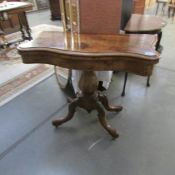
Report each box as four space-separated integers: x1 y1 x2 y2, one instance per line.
18 31 159 75
48 0 61 20
52 71 123 138
125 14 166 33
123 14 166 96
0 2 33 38
18 31 159 138
124 14 166 50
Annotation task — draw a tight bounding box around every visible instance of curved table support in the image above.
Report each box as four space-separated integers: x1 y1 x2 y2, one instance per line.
52 71 122 138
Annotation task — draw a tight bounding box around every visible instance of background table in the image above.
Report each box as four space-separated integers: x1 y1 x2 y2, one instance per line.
0 2 33 40
122 14 166 96
124 14 166 51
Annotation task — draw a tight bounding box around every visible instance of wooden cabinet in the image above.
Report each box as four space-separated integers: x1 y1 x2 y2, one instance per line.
133 0 146 14
48 0 61 20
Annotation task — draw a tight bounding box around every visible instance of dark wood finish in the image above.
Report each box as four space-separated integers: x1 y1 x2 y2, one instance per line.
125 14 166 33
124 14 166 50
18 31 159 75
122 14 166 96
48 0 61 20
0 2 33 39
52 71 123 138
18 31 159 138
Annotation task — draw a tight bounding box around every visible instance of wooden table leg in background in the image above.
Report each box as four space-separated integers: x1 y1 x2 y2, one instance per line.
52 71 123 138
18 12 32 41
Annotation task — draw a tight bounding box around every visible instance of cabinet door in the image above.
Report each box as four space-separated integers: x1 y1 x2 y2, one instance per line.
79 0 122 34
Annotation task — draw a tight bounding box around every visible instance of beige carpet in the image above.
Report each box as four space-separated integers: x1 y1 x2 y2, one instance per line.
0 24 63 106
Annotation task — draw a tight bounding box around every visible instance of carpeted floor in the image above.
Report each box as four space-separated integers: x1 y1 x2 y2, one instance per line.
0 24 64 106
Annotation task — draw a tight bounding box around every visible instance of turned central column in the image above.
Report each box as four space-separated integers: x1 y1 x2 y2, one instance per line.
78 71 98 95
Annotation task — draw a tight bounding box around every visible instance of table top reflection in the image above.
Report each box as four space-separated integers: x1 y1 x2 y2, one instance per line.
18 30 159 75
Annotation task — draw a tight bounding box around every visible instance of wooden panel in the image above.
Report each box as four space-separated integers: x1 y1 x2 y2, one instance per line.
133 0 146 14
18 31 159 75
79 0 122 34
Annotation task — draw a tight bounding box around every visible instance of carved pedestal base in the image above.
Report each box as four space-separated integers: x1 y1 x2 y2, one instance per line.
52 71 123 138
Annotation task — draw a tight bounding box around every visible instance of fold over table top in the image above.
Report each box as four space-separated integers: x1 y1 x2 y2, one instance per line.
18 31 159 76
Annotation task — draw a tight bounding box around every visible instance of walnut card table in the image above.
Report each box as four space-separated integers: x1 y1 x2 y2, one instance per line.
18 31 159 138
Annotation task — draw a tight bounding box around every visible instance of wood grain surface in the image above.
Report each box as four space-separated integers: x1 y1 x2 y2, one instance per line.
18 31 159 76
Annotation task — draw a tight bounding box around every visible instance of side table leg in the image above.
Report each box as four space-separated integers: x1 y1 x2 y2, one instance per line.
121 72 128 97
18 13 25 41
156 30 162 52
18 12 32 41
146 76 151 87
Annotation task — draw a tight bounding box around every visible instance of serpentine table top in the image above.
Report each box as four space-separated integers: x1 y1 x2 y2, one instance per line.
17 31 160 138
124 14 166 33
18 31 159 76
